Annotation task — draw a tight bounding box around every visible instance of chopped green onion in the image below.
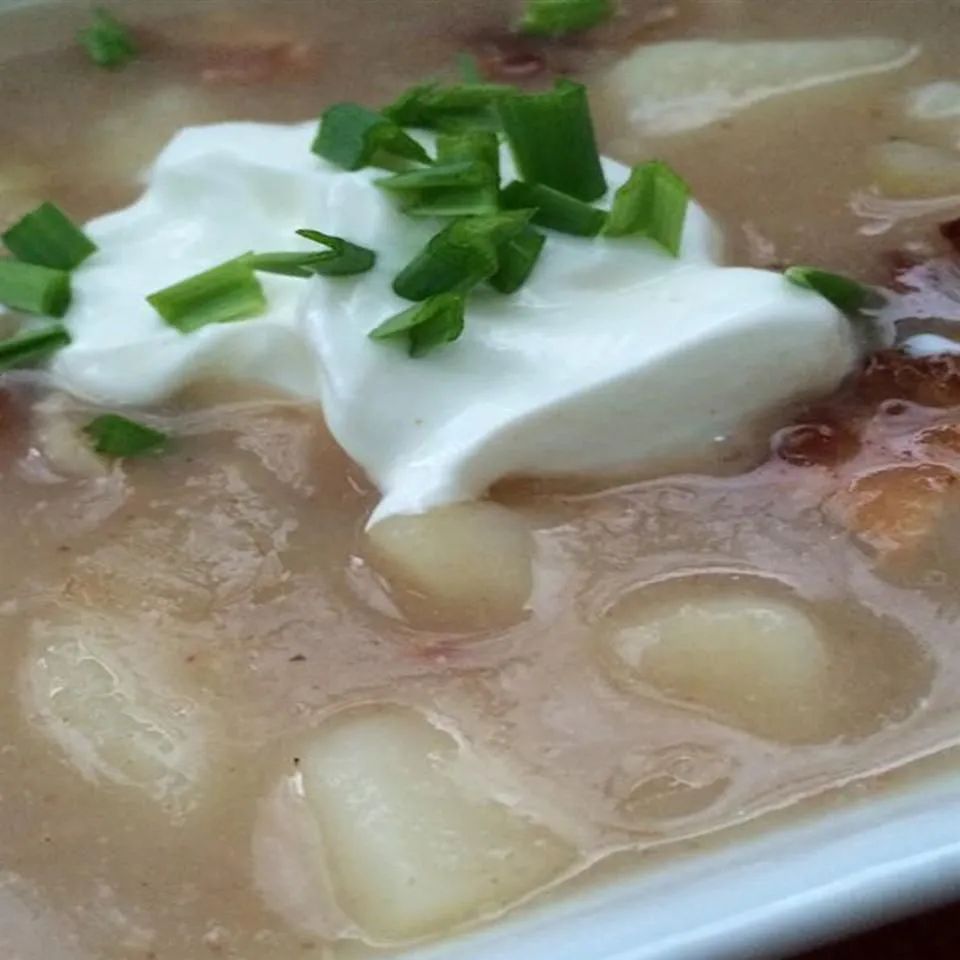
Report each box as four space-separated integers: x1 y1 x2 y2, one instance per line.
382 83 512 131
498 80 606 202
785 267 871 314
83 414 167 458
3 202 97 270
519 0 613 35
0 260 71 317
0 323 71 371
369 292 466 357
457 52 483 83
312 103 431 171
489 225 546 294
77 7 137 70
501 180 607 237
250 229 375 278
377 160 493 192
147 257 266 334
393 210 534 301
603 161 690 256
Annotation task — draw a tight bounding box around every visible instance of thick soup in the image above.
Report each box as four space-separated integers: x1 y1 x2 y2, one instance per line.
2 1 960 957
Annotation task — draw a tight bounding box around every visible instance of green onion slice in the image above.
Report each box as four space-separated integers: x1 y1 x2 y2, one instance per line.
785 267 872 314
147 257 266 334
382 83 512 131
312 103 431 171
489 225 546 294
519 0 613 35
3 202 97 271
77 7 137 70
0 323 71 371
369 292 466 357
377 160 494 192
498 79 606 202
0 260 71 317
603 161 690 256
393 210 534 301
250 229 376 278
84 414 167 457
501 180 607 237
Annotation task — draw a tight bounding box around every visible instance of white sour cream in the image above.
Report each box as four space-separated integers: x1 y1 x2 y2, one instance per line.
51 121 857 523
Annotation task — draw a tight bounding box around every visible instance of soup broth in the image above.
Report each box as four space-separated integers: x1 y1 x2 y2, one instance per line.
3 1 960 957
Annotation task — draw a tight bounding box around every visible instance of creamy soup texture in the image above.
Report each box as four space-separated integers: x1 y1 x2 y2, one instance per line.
3 1 960 958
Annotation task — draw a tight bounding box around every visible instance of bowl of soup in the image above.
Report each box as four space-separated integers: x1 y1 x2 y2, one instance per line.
2 1 960 958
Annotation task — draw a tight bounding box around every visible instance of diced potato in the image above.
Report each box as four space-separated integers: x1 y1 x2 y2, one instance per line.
602 590 831 742
299 706 576 941
606 38 914 135
365 502 534 626
32 394 109 479
870 140 960 198
23 609 210 811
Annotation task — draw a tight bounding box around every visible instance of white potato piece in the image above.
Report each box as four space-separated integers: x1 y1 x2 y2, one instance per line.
602 591 831 742
869 140 960 198
32 394 109 479
606 38 915 135
23 610 210 811
366 502 533 625
299 706 576 941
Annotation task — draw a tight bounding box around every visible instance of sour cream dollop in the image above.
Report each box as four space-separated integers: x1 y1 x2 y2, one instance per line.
52 121 857 523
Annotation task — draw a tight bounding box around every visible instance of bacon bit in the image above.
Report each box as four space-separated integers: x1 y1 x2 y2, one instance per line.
773 420 860 468
472 33 546 80
200 41 314 85
856 350 960 408
940 216 960 254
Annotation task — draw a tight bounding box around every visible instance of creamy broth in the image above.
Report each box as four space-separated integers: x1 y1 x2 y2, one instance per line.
3 1 960 957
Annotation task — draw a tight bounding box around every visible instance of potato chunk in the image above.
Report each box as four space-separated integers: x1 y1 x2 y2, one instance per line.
299 706 575 941
870 140 960 198
365 502 533 626
602 589 830 742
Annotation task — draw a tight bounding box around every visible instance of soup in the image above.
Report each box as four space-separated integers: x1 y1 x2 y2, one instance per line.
2 0 960 957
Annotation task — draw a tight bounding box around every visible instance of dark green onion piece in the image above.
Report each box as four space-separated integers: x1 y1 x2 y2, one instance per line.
603 160 690 256
3 202 97 270
501 180 607 237
250 229 376 278
312 103 431 171
77 7 137 70
785 266 871 314
489 225 546 294
519 0 613 35
147 257 266 334
393 210 534 301
83 414 167 457
498 79 606 202
0 260 71 317
457 52 483 83
369 292 466 357
0 323 71 371
382 83 512 131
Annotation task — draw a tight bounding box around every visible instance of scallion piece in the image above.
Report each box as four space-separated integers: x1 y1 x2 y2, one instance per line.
3 202 97 270
382 83 512 131
393 210 534 301
519 0 613 35
498 79 606 202
83 414 167 457
77 7 137 70
0 323 70 371
501 180 607 237
785 267 871 314
0 260 71 317
369 292 466 357
312 103 431 171
147 257 266 334
250 229 375 278
489 225 546 294
603 161 690 256
377 160 493 193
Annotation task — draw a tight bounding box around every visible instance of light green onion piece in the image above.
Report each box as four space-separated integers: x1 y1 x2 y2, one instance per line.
3 202 97 270
382 83 512 131
501 180 607 237
785 267 871 314
250 229 376 278
488 225 546 294
77 7 137 70
0 323 71 371
312 103 431 171
603 160 690 256
369 292 466 357
498 79 606 202
519 0 613 35
83 414 167 457
0 260 71 317
147 257 266 334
